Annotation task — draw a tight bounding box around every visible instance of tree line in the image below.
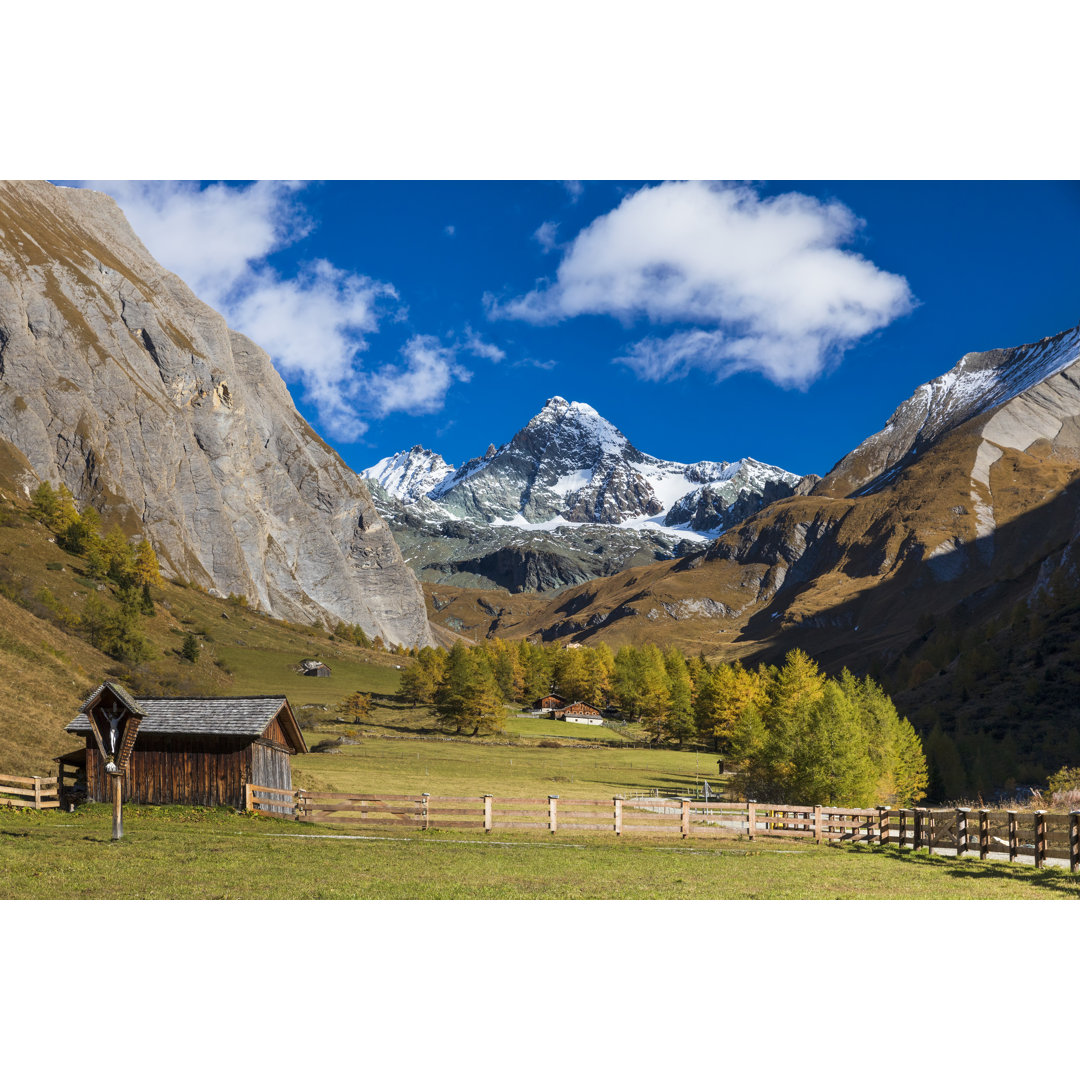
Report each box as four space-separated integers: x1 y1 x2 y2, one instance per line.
30 481 163 664
398 637 927 805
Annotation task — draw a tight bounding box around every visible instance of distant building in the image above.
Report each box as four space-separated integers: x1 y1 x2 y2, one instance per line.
300 659 332 677
553 701 604 726
532 693 567 713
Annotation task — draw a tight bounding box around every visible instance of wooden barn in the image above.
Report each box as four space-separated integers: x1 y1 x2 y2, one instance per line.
300 659 332 677
60 682 307 810
532 693 567 713
553 701 604 726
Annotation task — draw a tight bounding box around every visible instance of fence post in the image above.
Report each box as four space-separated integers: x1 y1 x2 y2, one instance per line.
1070 812 1080 873
913 808 923 851
32 776 42 810
1008 811 1018 862
878 806 890 846
680 799 690 840
814 805 823 844
1034 811 1047 868
956 808 969 857
925 809 935 854
484 794 492 834
747 800 756 841
548 795 558 834
979 810 990 860
244 783 254 812
422 793 430 831
613 797 622 836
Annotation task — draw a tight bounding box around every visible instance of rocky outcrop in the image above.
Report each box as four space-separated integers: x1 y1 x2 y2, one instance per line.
815 326 1080 498
0 180 431 646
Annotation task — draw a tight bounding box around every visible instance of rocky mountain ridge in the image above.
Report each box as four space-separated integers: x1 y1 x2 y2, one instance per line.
363 396 801 592
0 180 432 646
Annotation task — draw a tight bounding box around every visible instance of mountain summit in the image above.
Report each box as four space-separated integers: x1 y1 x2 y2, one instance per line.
363 397 800 591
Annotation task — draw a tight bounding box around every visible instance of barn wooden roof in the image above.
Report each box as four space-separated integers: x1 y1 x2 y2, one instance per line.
67 696 307 752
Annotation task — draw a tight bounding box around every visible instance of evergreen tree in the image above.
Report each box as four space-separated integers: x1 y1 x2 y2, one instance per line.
133 539 163 589
181 632 200 663
30 481 59 526
340 690 373 723
399 661 437 705
583 643 615 707
638 645 672 744
435 642 504 736
613 646 646 720
663 647 695 745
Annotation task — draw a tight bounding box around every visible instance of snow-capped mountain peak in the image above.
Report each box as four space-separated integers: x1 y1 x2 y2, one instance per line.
362 445 455 503
361 396 802 592
366 396 800 533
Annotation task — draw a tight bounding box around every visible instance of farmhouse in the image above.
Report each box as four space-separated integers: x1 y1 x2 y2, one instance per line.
553 701 604 726
532 693 567 713
61 682 307 809
300 659 332 677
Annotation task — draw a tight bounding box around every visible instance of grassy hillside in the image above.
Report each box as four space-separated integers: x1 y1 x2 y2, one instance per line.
0 487 409 775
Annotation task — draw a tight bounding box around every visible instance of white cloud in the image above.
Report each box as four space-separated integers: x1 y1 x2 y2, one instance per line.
462 325 505 363
444 224 456 237
72 180 468 440
363 335 471 417
533 220 559 253
561 180 584 203
489 181 914 388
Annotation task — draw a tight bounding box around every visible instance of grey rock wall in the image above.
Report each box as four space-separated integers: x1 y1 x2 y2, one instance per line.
0 180 431 646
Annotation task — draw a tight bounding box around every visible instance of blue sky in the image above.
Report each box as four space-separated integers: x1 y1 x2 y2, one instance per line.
83 180 1080 480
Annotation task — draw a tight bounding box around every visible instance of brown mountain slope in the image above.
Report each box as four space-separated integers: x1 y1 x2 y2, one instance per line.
478 421 1079 661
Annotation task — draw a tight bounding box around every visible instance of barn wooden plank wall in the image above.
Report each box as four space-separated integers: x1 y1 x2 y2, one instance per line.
86 736 252 808
275 790 1080 871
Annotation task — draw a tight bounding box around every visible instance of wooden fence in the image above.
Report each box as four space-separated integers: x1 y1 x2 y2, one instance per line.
243 787 1080 872
245 784 299 816
0 774 60 809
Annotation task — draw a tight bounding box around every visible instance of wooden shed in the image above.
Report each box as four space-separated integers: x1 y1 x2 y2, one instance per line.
532 693 567 713
63 683 307 810
300 659 332 677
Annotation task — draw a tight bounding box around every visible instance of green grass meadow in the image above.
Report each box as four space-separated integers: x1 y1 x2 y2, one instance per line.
4 803 1079 899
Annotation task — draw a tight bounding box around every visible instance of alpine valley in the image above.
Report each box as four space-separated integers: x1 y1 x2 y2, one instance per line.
423 323 1080 794
6 179 1080 795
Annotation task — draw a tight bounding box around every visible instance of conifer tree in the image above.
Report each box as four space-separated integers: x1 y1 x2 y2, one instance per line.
340 690 373 723
663 647 695 745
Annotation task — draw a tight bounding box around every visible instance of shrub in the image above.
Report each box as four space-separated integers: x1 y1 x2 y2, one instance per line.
538 740 562 748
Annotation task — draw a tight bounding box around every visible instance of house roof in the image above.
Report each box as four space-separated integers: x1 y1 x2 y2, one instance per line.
67 695 306 752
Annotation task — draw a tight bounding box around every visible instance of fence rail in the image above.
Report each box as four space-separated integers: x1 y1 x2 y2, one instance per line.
0 774 60 809
245 784 298 817
252 787 1080 872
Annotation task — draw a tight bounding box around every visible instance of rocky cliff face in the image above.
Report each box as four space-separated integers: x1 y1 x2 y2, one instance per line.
0 180 432 646
363 397 800 592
